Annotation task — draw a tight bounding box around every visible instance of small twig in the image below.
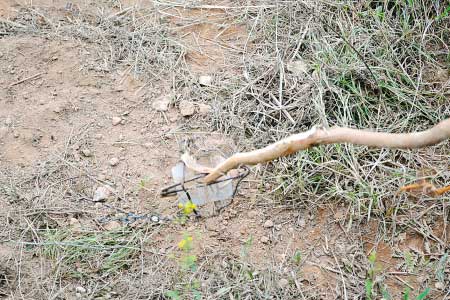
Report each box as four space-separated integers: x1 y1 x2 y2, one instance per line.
334 254 349 300
8 72 43 88
393 275 414 290
290 270 306 300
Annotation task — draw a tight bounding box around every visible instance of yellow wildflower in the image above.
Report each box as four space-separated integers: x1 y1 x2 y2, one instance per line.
178 239 186 249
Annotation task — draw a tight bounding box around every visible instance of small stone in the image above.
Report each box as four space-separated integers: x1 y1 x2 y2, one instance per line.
286 60 309 76
93 186 112 202
152 94 171 112
417 275 426 284
151 216 159 222
4 117 12 126
53 107 62 113
205 218 219 231
298 218 306 227
112 117 121 126
179 100 195 117
198 75 213 86
275 224 282 231
97 173 106 181
122 111 130 116
13 132 19 138
81 149 92 157
69 218 82 231
75 293 82 298
75 286 86 294
288 227 295 233
397 232 406 242
263 220 274 228
424 241 431 254
95 133 103 140
104 221 121 231
248 211 258 218
109 157 119 166
260 236 270 244
278 278 289 288
435 282 444 290
120 119 126 125
198 103 211 116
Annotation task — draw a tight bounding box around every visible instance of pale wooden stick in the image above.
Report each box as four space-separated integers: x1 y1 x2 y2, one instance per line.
200 118 450 183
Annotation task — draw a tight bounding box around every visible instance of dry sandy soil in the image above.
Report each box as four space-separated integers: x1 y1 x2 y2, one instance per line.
0 1 449 299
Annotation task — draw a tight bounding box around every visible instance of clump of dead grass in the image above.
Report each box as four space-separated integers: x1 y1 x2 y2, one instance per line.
1 0 449 299
2 3 182 80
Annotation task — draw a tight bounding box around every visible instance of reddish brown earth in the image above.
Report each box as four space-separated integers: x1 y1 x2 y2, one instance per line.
0 1 448 299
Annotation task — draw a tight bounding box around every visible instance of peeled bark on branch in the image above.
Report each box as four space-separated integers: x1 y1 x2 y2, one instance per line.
195 118 450 183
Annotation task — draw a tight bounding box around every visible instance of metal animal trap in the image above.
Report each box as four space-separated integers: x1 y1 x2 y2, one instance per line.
161 153 248 216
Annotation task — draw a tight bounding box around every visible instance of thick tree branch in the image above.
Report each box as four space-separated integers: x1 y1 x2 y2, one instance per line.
194 118 450 183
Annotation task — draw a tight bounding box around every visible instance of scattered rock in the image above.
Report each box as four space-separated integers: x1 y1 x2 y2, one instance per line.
424 241 431 254
198 103 211 116
260 236 270 244
179 100 195 117
4 117 12 126
288 227 295 234
93 186 112 202
122 111 130 116
248 211 258 218
298 218 306 227
75 293 82 298
81 149 92 157
417 275 426 284
13 132 19 138
152 94 171 112
198 75 212 86
112 117 122 126
263 220 274 228
435 282 444 290
75 286 86 294
286 60 309 76
104 221 121 231
205 218 219 231
53 106 62 113
120 119 126 125
109 157 119 166
278 278 289 288
168 113 179 122
69 218 81 231
275 224 282 231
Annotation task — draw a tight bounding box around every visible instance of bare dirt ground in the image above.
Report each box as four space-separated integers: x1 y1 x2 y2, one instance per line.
1 1 449 299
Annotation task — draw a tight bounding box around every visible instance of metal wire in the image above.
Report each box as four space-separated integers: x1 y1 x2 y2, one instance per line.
160 165 250 198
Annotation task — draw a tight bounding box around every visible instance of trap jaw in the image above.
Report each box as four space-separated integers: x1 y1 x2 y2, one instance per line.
160 156 249 214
